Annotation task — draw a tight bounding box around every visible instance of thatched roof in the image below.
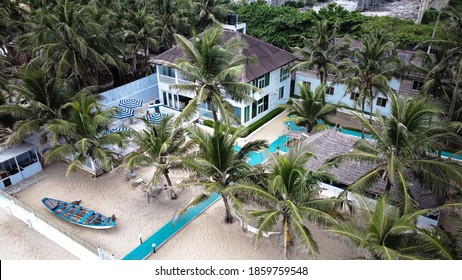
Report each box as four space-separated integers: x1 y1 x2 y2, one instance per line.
303 130 443 209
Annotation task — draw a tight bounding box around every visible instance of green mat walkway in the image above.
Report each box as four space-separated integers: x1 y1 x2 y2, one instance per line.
122 193 221 260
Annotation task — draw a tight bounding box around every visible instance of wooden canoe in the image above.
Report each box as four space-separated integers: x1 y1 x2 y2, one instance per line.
41 197 116 229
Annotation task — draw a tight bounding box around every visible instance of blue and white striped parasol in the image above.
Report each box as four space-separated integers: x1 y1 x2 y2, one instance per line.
145 112 164 124
108 127 132 133
114 108 134 119
119 98 143 109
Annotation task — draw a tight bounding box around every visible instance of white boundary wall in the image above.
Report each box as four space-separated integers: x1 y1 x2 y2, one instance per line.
0 191 106 260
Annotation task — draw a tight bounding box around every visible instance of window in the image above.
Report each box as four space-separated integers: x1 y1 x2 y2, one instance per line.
327 86 334 95
163 91 180 110
250 94 269 120
350 92 359 101
279 87 284 100
251 73 270 89
412 80 424 91
302 81 311 92
244 106 250 123
376 97 388 107
280 65 290 82
233 106 241 120
160 66 175 77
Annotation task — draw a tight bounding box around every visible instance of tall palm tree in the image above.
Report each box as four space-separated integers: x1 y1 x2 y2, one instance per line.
291 20 350 85
328 194 458 260
155 26 257 125
123 115 194 199
409 47 454 102
193 0 230 30
178 122 268 223
120 6 160 71
328 93 462 214
45 90 125 176
338 28 401 123
0 70 73 145
17 0 125 89
153 0 191 51
280 83 337 133
228 142 339 259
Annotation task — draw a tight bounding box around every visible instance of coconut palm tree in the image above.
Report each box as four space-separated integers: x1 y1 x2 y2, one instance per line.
17 0 125 89
120 6 160 71
177 122 268 223
327 93 462 214
155 26 256 125
193 0 230 30
153 0 191 51
291 20 350 85
123 115 194 199
228 141 339 259
328 194 458 259
338 28 401 123
0 70 73 145
408 47 454 102
45 90 125 176
280 83 337 133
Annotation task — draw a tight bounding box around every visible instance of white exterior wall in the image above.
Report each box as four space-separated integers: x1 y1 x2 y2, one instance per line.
156 65 292 126
295 71 400 117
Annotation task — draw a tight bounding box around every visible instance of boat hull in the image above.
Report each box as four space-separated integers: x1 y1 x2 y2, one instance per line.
41 197 116 230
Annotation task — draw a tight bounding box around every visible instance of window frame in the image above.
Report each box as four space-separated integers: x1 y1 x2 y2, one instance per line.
376 97 388 107
411 80 424 91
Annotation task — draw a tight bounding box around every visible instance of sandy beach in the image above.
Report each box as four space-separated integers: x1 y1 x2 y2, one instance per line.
0 158 361 260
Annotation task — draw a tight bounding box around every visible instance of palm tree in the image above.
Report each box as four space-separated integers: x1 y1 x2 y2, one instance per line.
17 0 125 89
328 194 458 259
291 20 350 85
153 0 191 51
0 70 73 145
193 0 230 30
155 26 256 125
409 47 454 102
178 122 268 223
280 84 337 133
45 90 125 176
328 93 462 214
228 141 339 259
121 6 159 71
123 115 194 199
338 28 401 123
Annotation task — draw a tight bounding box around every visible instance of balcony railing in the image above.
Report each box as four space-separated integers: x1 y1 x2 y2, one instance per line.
159 74 176 84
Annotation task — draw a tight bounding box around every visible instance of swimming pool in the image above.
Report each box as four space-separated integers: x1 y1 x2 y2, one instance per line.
235 134 292 166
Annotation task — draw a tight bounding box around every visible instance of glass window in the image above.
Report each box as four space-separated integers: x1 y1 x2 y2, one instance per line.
251 73 271 89
280 66 290 82
327 86 334 95
376 97 387 107
252 101 257 119
302 81 311 92
160 66 175 77
233 106 241 120
279 87 284 100
350 92 359 100
412 80 424 91
244 106 250 123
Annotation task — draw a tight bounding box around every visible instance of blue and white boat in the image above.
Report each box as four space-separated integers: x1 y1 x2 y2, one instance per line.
41 197 116 229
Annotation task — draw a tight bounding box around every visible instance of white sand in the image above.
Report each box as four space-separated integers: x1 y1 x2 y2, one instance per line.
2 161 361 260
0 209 77 260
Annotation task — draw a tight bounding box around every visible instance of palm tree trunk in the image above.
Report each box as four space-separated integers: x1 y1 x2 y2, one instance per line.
221 195 233 223
369 96 374 124
163 169 177 200
385 179 391 192
212 109 219 123
283 218 291 260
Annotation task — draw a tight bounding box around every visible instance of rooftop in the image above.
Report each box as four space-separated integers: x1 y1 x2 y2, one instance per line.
0 143 36 163
152 30 297 83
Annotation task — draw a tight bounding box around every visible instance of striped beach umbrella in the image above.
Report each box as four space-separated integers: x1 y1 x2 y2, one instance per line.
114 108 134 119
145 112 164 124
119 98 143 109
108 127 132 133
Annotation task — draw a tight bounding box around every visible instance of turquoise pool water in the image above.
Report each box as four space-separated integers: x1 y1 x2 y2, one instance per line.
235 134 292 166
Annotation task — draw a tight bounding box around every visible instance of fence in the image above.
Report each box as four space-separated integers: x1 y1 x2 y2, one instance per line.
100 74 159 108
0 190 115 260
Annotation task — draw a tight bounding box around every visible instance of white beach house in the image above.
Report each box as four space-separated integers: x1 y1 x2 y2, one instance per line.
151 30 297 126
294 43 425 117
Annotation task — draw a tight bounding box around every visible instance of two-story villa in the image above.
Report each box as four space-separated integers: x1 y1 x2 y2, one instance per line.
151 30 296 126
294 39 426 117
